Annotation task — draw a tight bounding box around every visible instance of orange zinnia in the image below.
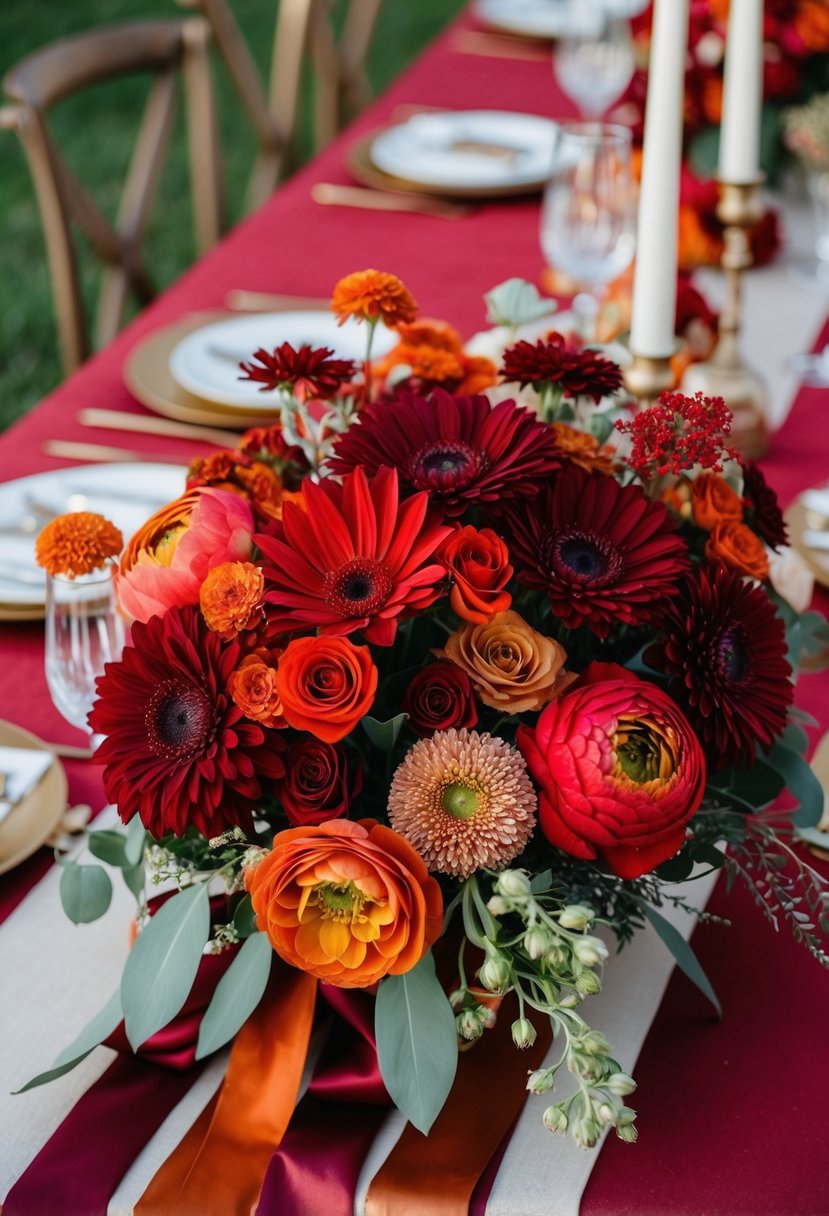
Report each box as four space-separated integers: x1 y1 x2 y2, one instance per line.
705 521 769 580
552 423 616 475
275 635 378 742
331 269 417 328
200 560 264 639
245 818 443 987
35 512 123 578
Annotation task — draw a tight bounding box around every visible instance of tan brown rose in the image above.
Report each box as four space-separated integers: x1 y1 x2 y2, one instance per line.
438 610 573 714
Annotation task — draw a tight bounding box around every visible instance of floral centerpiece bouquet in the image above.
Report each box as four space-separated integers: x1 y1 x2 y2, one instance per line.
29 272 829 1163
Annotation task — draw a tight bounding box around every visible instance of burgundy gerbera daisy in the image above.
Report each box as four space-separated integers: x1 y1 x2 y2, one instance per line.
501 334 623 403
646 564 793 768
89 605 285 839
503 464 690 638
741 460 788 551
326 388 561 517
257 465 452 647
239 342 355 402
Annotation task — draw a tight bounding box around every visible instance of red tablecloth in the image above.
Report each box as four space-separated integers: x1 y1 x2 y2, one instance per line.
1 11 828 1213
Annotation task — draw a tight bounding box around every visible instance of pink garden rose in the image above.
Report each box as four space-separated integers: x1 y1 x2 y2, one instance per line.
517 663 706 880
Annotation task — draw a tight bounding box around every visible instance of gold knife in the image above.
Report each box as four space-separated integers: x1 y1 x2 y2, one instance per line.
43 440 189 465
311 182 470 220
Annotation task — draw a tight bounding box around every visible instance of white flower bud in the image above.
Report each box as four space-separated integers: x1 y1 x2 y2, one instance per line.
479 1004 497 1029
487 895 510 917
558 904 594 931
580 1030 610 1057
457 1010 483 1041
478 954 511 993
543 943 567 969
511 1017 537 1049
616 1122 638 1143
527 1068 554 1094
605 1072 637 1097
448 988 466 1010
542 1105 568 1134
558 989 580 1008
573 936 608 967
572 1114 599 1149
524 924 553 960
496 869 532 899
616 1105 637 1127
597 1103 616 1126
575 969 602 995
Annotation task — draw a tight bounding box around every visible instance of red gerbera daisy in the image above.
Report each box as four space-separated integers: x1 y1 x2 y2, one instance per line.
504 464 690 638
741 460 788 551
239 343 355 403
89 605 285 838
501 334 623 403
257 466 452 647
646 564 793 768
327 388 561 517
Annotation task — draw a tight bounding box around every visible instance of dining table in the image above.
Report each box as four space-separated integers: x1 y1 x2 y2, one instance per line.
1 6 829 1215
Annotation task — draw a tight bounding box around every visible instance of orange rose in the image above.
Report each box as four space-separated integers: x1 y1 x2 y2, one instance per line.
275 636 378 742
200 561 264 639
796 0 829 51
552 423 616 475
331 270 417 328
244 818 443 987
442 526 513 624
690 473 743 531
230 649 285 729
706 522 769 580
439 610 572 714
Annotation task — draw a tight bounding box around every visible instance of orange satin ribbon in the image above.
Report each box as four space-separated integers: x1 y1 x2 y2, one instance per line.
364 1002 553 1216
135 964 318 1216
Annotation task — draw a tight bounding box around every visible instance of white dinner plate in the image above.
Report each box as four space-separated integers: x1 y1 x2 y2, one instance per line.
474 0 575 40
369 111 558 192
168 311 398 410
0 463 186 607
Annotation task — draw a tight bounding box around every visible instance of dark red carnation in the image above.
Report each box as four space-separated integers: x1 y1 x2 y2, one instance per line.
503 464 689 639
402 661 479 736
741 460 788 550
89 605 285 838
326 388 561 517
646 564 794 768
276 739 362 826
239 342 355 403
501 333 623 403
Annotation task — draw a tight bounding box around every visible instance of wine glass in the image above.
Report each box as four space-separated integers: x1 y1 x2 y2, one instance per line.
540 123 635 340
45 564 125 746
553 1 636 120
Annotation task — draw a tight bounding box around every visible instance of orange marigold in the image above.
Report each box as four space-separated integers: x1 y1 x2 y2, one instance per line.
35 512 123 578
331 269 417 328
230 649 285 728
200 560 265 639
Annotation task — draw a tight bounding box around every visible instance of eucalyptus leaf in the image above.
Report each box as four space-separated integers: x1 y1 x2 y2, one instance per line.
232 893 259 938
766 741 824 827
655 849 695 882
122 862 145 901
375 951 457 1135
87 829 130 868
16 988 122 1092
530 869 553 893
708 760 785 811
60 861 112 924
362 712 408 752
484 277 556 328
196 933 272 1059
644 904 721 1018
125 814 147 866
121 883 210 1050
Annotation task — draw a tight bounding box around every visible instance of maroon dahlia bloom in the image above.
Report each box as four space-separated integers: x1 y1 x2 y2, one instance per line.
646 564 794 768
90 605 285 838
239 342 355 402
501 334 623 403
504 464 690 638
326 387 561 517
741 460 788 551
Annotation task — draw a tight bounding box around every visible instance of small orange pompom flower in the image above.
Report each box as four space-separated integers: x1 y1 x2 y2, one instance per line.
331 270 417 328
551 423 616 476
230 649 285 728
35 512 123 578
275 635 378 742
705 522 769 580
199 561 264 639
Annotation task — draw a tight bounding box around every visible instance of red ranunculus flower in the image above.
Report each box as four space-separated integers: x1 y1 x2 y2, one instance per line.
277 739 362 826
402 661 478 736
517 664 706 880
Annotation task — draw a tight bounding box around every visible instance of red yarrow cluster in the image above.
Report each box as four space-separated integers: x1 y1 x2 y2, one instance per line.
616 391 738 481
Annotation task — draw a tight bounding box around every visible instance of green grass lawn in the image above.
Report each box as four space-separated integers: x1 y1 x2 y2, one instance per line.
0 0 464 430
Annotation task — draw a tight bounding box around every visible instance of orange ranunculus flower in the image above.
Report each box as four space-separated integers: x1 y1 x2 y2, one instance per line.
200 560 264 639
439 610 573 714
442 526 513 624
275 635 378 742
230 649 285 728
552 423 616 475
35 512 123 577
796 0 829 51
244 818 443 987
705 521 769 580
331 269 417 328
690 473 743 531
120 489 201 574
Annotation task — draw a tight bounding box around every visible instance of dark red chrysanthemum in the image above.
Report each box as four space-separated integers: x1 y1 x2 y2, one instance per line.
646 564 794 768
239 343 355 402
501 333 623 403
257 465 451 646
327 388 561 517
741 460 788 551
89 605 285 838
503 465 690 638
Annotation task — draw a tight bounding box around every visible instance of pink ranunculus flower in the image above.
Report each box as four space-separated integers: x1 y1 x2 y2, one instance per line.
117 488 255 623
516 663 706 880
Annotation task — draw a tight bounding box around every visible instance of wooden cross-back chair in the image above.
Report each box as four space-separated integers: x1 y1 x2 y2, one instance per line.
0 19 222 376
176 0 385 212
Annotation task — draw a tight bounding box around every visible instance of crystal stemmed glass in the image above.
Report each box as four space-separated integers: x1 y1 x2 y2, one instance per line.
44 563 125 746
540 123 635 340
553 2 636 120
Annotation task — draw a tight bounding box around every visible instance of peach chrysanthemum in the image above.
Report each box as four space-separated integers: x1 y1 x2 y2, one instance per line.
199 560 264 639
387 728 537 878
35 512 123 577
331 269 417 328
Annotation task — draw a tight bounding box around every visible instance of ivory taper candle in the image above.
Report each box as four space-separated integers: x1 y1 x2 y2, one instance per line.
718 0 763 184
629 0 689 359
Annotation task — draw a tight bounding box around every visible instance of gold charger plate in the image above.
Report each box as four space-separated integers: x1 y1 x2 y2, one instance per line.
0 720 67 874
347 125 551 201
0 602 45 624
786 496 829 590
124 312 281 431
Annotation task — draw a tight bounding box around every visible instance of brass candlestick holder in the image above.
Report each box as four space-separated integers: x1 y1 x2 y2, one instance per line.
680 177 769 459
623 352 675 408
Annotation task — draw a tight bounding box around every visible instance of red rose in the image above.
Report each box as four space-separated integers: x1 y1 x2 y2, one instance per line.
402 661 478 736
442 526 513 624
277 739 362 827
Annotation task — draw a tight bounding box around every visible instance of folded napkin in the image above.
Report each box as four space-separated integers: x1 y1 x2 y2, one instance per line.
0 747 53 827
